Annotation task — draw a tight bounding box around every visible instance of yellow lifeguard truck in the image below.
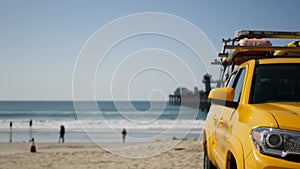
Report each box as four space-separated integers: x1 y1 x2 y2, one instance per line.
203 30 300 169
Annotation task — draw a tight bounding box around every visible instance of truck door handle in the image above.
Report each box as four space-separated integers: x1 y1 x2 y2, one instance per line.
213 115 217 121
219 117 224 126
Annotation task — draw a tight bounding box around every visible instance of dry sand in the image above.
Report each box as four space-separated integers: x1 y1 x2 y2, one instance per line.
0 139 203 169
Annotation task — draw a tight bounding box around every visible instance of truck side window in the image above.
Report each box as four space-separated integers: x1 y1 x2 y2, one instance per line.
226 72 237 88
233 68 246 103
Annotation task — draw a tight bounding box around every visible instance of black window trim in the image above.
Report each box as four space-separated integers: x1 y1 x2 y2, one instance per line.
249 59 259 104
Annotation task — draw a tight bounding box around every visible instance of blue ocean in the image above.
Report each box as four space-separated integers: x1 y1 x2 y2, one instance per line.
0 101 206 143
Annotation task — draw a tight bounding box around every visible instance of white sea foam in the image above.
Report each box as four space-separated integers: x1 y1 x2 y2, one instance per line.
0 119 205 132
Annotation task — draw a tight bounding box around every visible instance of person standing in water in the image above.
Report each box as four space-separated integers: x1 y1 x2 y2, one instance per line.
29 119 33 141
58 125 65 143
122 128 127 144
9 121 13 143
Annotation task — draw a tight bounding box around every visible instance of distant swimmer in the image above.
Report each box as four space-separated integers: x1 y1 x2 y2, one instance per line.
122 128 127 144
58 125 65 143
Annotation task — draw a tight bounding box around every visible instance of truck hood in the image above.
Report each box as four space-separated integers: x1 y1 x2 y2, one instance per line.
253 102 300 131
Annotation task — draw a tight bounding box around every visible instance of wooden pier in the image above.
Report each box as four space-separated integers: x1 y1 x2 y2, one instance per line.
169 95 181 105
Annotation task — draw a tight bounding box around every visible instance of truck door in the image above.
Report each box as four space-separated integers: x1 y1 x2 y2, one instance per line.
214 67 246 168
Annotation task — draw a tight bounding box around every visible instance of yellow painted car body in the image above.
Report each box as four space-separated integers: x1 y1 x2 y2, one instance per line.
203 58 300 169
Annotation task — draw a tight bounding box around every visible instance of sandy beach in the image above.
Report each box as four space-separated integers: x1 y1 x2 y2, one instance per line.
0 138 203 169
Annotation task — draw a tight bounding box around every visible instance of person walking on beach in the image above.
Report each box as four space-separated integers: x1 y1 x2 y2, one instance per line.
122 128 127 144
58 125 65 143
9 121 13 142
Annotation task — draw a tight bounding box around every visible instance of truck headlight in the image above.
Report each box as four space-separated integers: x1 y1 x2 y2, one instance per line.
251 127 300 158
265 132 283 148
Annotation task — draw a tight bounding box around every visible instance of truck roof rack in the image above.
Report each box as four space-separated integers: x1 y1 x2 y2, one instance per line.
235 30 300 40
218 30 300 66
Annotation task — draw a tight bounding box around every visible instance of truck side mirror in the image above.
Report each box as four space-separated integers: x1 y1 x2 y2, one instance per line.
208 88 237 108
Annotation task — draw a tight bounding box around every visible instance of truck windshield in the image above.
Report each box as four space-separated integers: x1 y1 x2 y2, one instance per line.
251 64 300 103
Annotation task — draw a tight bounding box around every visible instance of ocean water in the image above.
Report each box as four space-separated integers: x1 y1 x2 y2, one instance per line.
0 101 206 143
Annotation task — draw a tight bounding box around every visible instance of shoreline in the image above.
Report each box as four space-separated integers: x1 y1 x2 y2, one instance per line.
0 129 202 143
0 138 203 169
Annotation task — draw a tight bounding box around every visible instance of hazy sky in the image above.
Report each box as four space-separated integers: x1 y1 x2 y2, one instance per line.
1 0 300 101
